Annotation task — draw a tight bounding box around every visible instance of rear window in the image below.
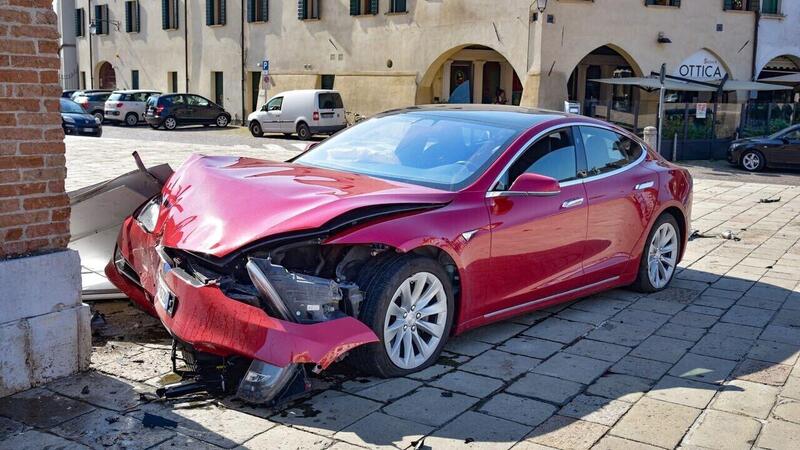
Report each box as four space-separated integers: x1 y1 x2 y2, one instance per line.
89 93 110 101
146 96 159 107
108 93 124 101
318 92 343 109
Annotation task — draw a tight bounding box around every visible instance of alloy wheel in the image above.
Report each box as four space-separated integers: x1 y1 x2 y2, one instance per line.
383 272 448 370
742 152 761 171
125 113 138 126
216 115 228 127
647 222 678 289
164 117 177 130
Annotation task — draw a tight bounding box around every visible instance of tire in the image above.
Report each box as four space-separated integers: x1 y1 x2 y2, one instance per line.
124 113 138 126
741 150 765 172
632 214 681 293
296 122 311 140
249 121 263 137
163 116 177 130
92 111 104 123
215 114 229 127
349 255 454 377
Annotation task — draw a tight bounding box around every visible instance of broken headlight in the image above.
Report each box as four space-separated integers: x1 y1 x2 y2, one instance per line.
136 196 161 233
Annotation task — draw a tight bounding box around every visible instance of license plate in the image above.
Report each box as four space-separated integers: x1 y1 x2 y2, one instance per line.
82 127 94 132
156 278 175 315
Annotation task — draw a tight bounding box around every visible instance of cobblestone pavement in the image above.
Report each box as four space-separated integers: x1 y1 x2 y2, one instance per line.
5 173 800 447
680 160 800 187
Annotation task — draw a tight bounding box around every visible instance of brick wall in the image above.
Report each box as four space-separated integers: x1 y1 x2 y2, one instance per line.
0 0 70 258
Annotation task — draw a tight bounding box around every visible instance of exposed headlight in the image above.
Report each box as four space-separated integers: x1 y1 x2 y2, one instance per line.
94 116 102 124
63 116 75 124
136 196 161 233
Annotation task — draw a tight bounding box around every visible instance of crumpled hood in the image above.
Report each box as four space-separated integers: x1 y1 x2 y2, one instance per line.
158 155 455 257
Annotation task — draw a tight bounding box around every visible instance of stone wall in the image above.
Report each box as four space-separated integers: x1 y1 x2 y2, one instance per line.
0 0 89 397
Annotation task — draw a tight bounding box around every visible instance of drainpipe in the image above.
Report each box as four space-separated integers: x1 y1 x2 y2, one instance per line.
241 0 246 124
184 0 189 91
751 8 760 81
88 0 94 88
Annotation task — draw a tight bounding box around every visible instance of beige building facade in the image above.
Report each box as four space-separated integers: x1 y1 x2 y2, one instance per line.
71 0 759 125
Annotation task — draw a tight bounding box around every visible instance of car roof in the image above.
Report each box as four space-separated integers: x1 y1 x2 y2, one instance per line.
111 89 161 94
277 89 339 96
375 104 577 130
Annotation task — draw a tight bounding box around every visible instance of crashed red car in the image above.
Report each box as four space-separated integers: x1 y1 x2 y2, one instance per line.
107 105 692 404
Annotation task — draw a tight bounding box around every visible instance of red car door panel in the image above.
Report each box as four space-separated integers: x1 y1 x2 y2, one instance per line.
577 126 657 284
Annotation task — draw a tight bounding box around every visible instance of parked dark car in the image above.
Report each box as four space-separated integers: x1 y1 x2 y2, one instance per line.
62 89 77 99
728 124 800 172
145 94 231 130
73 91 113 123
60 98 102 137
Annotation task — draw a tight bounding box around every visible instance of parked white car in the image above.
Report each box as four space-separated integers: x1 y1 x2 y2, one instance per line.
247 89 346 140
104 90 161 126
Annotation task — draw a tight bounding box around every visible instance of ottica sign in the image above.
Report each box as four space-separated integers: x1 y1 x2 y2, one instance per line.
675 50 727 80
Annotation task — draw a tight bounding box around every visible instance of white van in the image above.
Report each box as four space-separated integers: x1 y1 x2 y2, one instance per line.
247 89 346 140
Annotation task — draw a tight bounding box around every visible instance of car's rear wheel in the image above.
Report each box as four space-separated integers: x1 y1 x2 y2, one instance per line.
297 122 311 140
92 111 104 123
249 121 263 137
633 214 680 293
350 256 454 377
216 114 229 127
741 150 765 172
163 117 177 130
125 113 138 126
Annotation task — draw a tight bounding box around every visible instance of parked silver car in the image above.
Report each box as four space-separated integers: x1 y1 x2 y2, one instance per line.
73 91 113 123
104 90 161 126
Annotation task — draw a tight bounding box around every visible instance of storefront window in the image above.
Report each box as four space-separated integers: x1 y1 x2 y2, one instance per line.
612 67 634 112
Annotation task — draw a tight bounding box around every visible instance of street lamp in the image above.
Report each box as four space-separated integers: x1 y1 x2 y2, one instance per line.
530 0 548 22
535 0 548 13
89 19 120 35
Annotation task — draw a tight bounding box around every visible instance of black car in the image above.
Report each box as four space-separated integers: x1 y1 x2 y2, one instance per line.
60 98 102 137
728 124 800 172
145 93 231 130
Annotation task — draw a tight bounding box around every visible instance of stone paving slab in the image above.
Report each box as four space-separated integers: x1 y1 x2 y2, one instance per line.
4 170 800 449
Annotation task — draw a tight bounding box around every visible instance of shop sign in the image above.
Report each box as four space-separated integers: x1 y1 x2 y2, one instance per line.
696 103 707 119
676 50 727 80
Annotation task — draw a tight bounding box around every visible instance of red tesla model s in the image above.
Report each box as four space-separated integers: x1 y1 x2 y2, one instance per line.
107 105 692 404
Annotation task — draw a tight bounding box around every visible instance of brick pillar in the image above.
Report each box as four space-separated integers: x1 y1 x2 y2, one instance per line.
0 0 90 397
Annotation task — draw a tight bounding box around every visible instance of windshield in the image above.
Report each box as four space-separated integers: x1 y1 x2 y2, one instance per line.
294 113 520 191
769 125 799 140
60 98 84 114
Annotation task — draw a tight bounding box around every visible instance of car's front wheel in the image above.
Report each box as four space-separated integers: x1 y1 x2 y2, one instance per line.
741 150 765 172
351 256 454 377
249 121 263 137
633 214 680 293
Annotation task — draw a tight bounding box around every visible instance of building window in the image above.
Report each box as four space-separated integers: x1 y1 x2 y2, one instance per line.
93 4 110 35
75 9 85 37
321 74 335 90
80 71 86 89
389 0 407 13
298 0 320 20
168 71 179 92
212 71 224 106
206 0 227 26
125 1 140 33
762 0 780 14
645 0 681 6
131 70 140 89
247 0 269 23
162 0 179 30
350 0 377 16
723 0 759 11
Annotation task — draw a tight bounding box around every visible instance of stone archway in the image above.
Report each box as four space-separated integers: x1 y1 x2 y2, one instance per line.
756 54 800 104
97 61 116 90
416 44 522 106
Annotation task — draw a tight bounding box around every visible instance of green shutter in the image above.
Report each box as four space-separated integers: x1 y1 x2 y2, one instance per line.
749 0 760 11
723 0 732 10
261 0 269 21
206 0 214 25
162 0 169 29
644 0 656 5
298 0 307 19
125 2 132 32
173 0 179 29
393 0 407 13
350 0 360 15
94 4 101 33
247 0 255 22
75 9 82 36
220 0 226 25
369 0 378 14
135 1 140 32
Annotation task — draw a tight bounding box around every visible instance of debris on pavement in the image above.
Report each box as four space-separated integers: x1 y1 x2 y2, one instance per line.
758 196 781 203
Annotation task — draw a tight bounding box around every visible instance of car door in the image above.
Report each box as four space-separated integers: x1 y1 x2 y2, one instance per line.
484 127 589 317
317 92 345 130
770 128 800 166
262 96 283 132
169 95 188 122
577 125 658 284
185 95 209 123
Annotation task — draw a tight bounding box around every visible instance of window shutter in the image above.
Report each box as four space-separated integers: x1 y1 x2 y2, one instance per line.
162 0 169 29
673 0 681 6
206 0 214 25
220 0 227 25
125 2 132 32
261 0 269 21
75 9 82 36
748 0 760 12
298 0 307 19
350 0 359 16
173 0 179 29
644 0 657 5
247 0 255 22
723 0 732 10
369 0 378 14
135 1 140 32
94 4 101 32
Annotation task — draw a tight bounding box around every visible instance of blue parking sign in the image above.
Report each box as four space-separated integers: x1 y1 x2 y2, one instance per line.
262 60 270 72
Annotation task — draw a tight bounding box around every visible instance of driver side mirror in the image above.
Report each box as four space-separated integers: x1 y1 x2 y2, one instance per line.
507 173 561 196
260 104 268 112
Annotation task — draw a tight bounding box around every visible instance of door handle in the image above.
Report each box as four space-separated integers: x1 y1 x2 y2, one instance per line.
634 181 655 190
561 198 584 209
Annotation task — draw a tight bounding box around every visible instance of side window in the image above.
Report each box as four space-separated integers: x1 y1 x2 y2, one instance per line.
170 95 184 105
267 96 283 111
497 128 578 190
188 95 209 107
783 129 800 141
579 126 643 176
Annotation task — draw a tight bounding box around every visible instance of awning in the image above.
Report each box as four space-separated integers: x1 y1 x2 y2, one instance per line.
758 73 800 83
590 76 791 92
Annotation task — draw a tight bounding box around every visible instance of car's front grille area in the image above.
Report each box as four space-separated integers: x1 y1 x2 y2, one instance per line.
114 247 141 287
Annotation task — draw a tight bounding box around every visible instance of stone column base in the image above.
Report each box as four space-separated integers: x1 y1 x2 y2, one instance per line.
0 250 90 397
